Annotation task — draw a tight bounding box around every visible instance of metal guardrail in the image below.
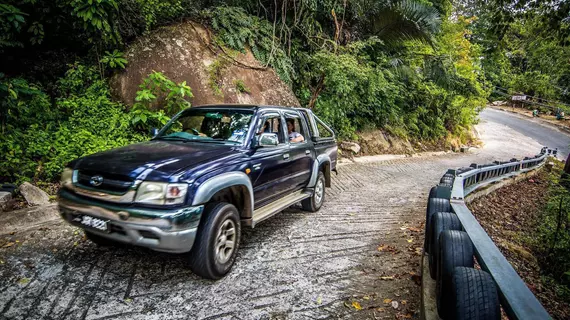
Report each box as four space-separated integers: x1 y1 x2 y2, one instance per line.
448 147 556 320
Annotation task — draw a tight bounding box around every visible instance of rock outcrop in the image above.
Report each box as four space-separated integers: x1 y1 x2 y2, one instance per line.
19 182 50 206
111 22 300 108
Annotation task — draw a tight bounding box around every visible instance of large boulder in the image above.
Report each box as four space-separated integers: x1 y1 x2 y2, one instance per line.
19 182 50 206
111 21 300 107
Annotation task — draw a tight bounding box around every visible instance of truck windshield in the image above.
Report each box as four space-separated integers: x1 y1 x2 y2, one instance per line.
155 109 254 144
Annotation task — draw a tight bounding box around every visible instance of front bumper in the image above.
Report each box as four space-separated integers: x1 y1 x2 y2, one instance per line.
58 189 203 253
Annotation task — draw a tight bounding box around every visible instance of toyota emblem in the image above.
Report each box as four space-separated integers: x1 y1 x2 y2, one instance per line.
90 175 104 187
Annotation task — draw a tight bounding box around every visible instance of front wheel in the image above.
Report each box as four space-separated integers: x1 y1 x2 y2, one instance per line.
302 171 326 212
189 202 241 280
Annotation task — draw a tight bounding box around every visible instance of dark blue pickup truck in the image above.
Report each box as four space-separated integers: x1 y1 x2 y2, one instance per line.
58 105 337 279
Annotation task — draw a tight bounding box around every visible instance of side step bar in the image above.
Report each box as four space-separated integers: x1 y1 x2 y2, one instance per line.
245 190 311 228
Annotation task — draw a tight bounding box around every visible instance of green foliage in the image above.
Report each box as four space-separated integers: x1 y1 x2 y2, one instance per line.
469 1 570 103
207 57 230 97
205 6 294 84
528 164 570 300
364 0 442 45
0 3 27 48
70 0 120 43
0 64 159 183
233 79 250 94
132 71 192 129
135 0 187 32
100 49 128 69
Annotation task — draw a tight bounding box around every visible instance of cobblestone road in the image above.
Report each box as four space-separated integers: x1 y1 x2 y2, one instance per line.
0 110 555 320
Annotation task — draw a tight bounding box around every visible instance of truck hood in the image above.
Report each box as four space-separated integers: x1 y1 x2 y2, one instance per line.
74 140 238 181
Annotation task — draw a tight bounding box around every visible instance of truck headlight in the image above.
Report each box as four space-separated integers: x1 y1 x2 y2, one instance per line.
134 182 188 205
60 168 74 188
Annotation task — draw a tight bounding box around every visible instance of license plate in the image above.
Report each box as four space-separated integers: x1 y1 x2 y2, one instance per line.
73 215 109 232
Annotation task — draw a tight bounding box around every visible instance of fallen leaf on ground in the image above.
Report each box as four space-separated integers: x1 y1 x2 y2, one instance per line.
383 299 392 304
125 298 132 303
352 301 362 310
380 276 394 280
73 241 78 246
316 296 322 304
377 308 385 312
344 301 351 309
377 244 399 254
391 301 399 309
363 296 370 300
401 300 407 305
407 239 413 243
2 242 15 248
400 227 408 230
18 278 30 285
407 227 422 232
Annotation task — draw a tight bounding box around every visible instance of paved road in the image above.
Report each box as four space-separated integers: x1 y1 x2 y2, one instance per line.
480 108 570 159
0 110 562 320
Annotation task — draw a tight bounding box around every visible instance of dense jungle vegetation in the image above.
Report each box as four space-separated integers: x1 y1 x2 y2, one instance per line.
1 0 569 183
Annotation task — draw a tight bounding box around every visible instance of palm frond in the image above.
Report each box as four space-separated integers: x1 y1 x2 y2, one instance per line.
365 0 441 46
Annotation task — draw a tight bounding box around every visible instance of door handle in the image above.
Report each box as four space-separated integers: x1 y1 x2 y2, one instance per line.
283 154 290 160
305 150 311 155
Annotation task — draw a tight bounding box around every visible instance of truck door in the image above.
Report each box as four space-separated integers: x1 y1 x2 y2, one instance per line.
250 112 291 207
284 111 314 191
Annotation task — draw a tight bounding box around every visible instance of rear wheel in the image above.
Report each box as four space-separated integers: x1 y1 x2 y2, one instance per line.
189 202 241 280
302 171 326 212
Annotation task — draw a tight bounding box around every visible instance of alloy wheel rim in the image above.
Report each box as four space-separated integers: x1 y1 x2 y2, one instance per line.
215 219 236 264
315 180 324 206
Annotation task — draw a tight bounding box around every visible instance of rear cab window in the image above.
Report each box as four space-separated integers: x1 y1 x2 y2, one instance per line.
284 111 308 144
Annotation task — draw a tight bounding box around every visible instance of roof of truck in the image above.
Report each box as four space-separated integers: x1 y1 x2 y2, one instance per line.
192 104 304 111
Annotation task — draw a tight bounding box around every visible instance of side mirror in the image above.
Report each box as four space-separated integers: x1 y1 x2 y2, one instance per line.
257 133 278 147
150 128 159 137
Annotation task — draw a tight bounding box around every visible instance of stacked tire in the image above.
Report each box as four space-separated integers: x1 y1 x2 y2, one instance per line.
424 173 501 320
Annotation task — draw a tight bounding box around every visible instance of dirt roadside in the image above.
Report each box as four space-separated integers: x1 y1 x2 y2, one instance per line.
469 170 570 319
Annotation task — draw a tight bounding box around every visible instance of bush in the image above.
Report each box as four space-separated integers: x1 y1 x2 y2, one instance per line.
0 64 147 183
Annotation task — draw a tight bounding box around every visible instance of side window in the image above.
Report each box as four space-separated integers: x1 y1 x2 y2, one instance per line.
257 114 286 144
284 114 306 144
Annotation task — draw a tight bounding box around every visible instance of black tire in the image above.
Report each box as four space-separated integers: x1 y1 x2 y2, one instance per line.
85 231 117 246
428 186 437 199
451 267 500 320
189 202 241 280
429 212 462 279
302 171 326 212
437 230 474 319
442 173 454 179
440 176 454 185
424 198 451 253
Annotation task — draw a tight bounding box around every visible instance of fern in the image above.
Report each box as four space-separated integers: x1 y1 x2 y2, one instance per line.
205 6 294 85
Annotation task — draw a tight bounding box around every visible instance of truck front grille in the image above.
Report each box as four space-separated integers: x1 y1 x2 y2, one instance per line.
76 171 133 194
